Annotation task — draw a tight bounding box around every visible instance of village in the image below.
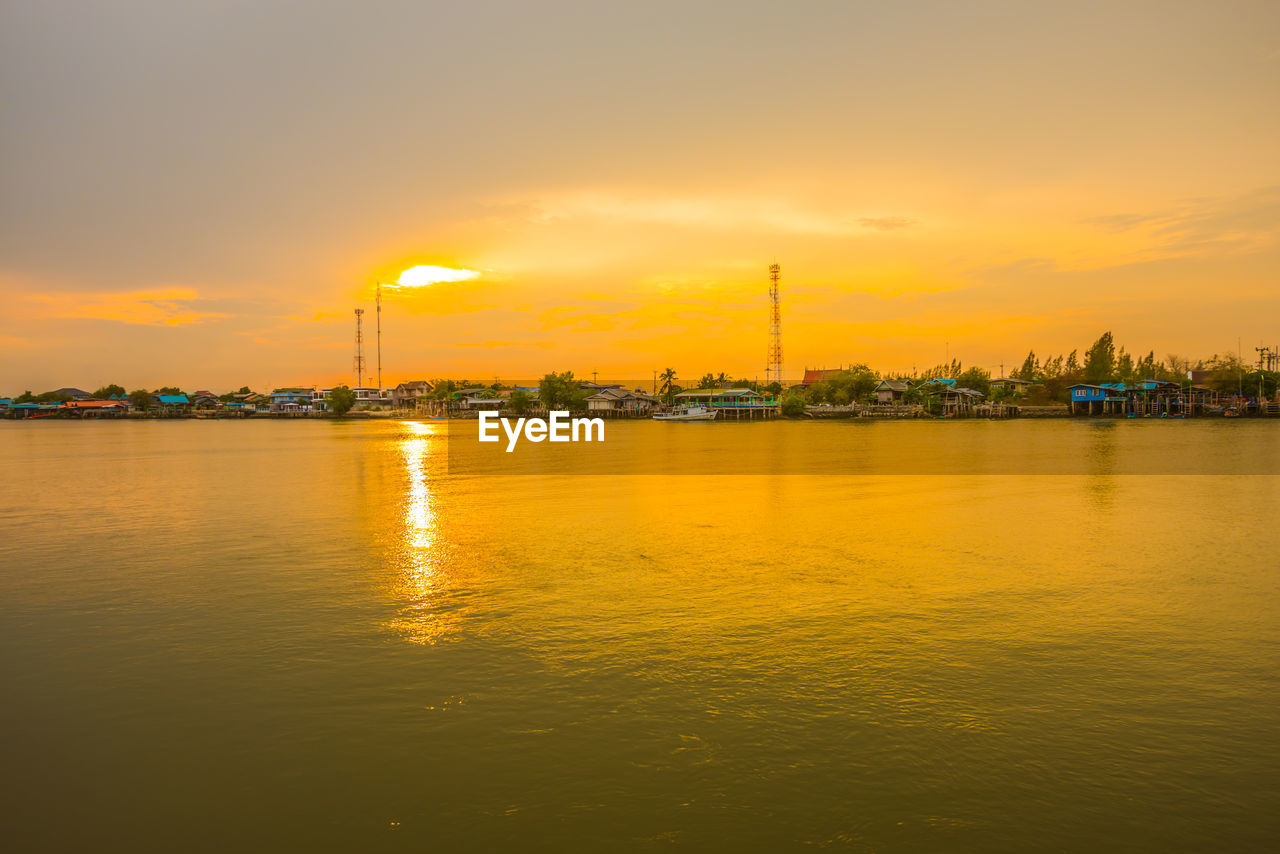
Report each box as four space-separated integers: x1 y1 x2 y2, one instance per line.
4 362 1279 421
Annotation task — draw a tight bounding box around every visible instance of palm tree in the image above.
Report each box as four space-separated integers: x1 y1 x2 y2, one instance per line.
658 368 677 404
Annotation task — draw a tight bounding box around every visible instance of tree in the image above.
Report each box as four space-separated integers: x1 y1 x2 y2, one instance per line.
538 371 588 411
1065 350 1080 375
93 383 126 399
128 389 151 410
658 368 678 403
1116 347 1135 383
508 389 534 415
237 385 251 394
156 386 183 395
697 372 716 389
1083 331 1116 384
1014 350 1038 380
326 385 356 416
15 390 36 403
781 395 807 416
954 366 991 395
763 381 783 397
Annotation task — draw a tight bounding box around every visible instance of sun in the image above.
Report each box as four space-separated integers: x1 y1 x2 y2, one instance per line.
393 265 480 288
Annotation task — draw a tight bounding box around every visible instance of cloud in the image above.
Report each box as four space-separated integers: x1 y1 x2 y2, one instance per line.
1083 186 1280 256
455 339 553 349
30 288 231 326
858 216 917 231
509 190 917 238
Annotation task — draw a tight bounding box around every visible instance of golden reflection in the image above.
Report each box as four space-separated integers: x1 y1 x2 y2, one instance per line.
386 420 462 645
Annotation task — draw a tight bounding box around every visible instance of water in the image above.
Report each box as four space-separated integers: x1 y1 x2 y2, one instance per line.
1 419 1277 851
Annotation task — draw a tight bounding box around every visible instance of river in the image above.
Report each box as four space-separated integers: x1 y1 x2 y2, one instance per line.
1 419 1277 851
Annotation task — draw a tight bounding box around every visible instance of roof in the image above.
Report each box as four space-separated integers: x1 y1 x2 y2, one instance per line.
875 379 909 391
1068 384 1110 391
992 377 1030 385
587 387 630 401
674 388 763 399
155 394 189 404
65 400 127 408
800 368 843 384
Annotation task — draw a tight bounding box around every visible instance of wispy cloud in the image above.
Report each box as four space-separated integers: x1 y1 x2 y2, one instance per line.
509 190 916 238
858 216 917 231
1083 186 1280 256
456 339 553 349
30 288 230 326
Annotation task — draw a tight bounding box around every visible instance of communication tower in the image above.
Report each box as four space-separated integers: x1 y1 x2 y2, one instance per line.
354 308 366 388
766 264 783 385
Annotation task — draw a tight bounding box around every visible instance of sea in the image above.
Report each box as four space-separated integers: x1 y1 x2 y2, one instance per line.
1 418 1277 851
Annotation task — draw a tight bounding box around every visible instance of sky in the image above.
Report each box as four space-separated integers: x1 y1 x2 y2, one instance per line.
2 0 1278 392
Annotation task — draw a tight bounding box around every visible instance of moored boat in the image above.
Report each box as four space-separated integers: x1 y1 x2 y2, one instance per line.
653 405 717 421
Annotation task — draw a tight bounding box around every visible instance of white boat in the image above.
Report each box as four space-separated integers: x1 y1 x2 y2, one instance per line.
652 405 717 421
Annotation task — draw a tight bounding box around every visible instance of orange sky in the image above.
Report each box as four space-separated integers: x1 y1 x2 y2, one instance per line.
2 1 1278 392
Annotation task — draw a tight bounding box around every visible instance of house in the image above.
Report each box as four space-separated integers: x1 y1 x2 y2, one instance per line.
1067 384 1112 414
586 387 659 414
189 392 220 410
794 368 845 389
990 377 1031 395
393 380 434 409
269 390 312 412
670 389 777 419
153 394 191 414
353 387 392 409
874 379 910 404
453 388 498 409
64 399 129 417
929 385 983 415
5 402 63 418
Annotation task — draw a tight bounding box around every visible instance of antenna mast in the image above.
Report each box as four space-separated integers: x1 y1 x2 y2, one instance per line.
354 308 366 389
766 264 783 385
376 283 382 389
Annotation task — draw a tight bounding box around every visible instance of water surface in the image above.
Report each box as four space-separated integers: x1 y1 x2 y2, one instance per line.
1 420 1277 851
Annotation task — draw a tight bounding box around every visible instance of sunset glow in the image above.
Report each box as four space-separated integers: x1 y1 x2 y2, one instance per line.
1 2 1277 392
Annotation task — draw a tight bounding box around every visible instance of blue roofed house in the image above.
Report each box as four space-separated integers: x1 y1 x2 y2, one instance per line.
1068 384 1117 415
152 394 191 414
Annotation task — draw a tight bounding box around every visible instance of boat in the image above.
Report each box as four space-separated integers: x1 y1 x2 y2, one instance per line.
653 405 717 421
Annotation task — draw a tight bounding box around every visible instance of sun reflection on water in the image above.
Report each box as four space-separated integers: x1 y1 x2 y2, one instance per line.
388 421 461 645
